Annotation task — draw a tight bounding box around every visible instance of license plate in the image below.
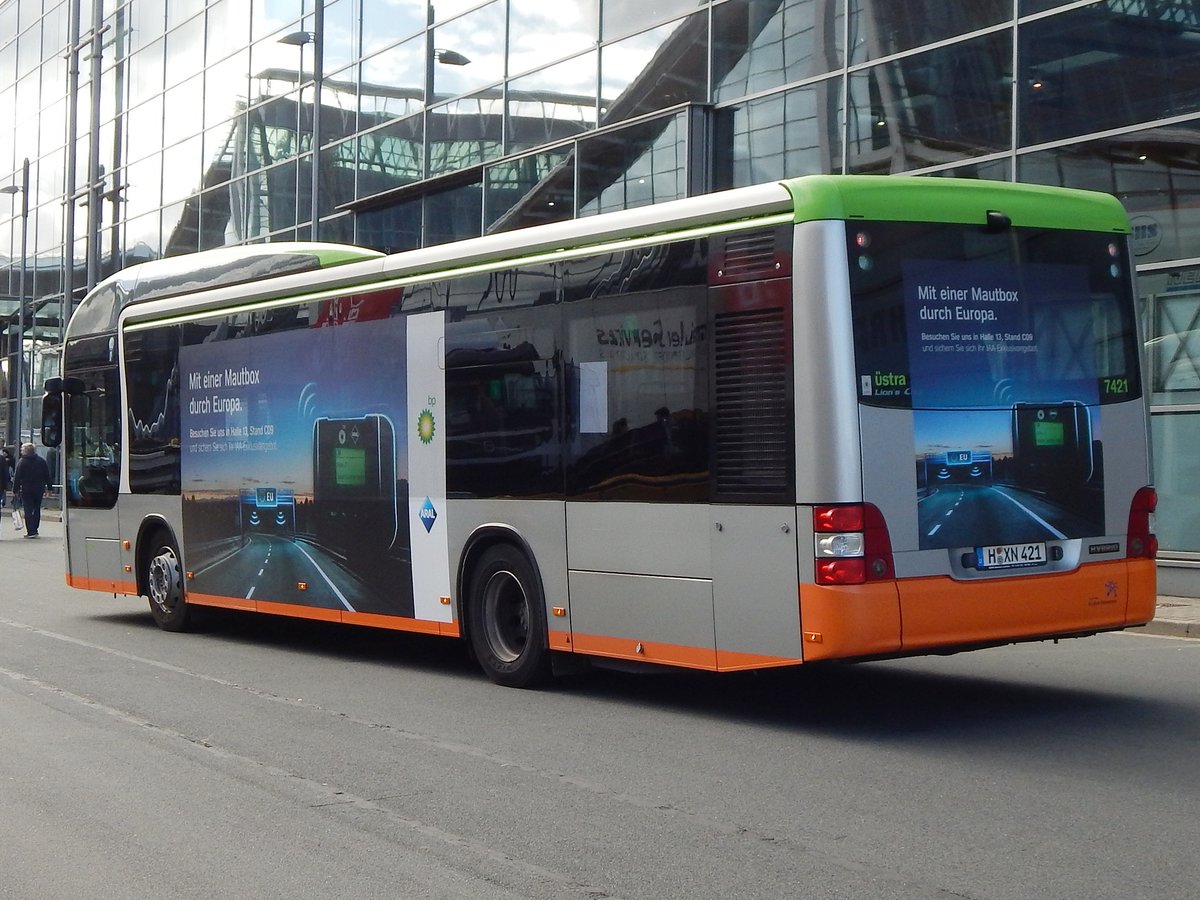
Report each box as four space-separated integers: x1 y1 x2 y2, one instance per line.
975 541 1047 570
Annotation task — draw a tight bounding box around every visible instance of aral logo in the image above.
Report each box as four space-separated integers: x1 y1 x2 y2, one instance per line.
419 497 438 533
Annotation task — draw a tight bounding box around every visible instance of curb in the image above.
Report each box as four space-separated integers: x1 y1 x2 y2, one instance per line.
1134 619 1199 639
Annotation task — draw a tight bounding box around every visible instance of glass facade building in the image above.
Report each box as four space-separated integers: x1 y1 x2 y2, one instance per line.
2 0 1200 590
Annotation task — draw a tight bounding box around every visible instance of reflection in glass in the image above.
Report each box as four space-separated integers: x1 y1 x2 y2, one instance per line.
485 148 575 232
714 0 842 102
507 52 597 156
600 14 706 125
579 112 685 216
357 195 422 253
425 178 484 246
431 2 505 102
360 35 426 120
1019 3 1200 146
355 115 425 196
428 92 505 177
848 31 1011 174
1017 123 1200 267
849 0 1007 65
360 0 426 53
1150 411 1200 552
601 0 702 42
716 78 841 187
508 0 599 76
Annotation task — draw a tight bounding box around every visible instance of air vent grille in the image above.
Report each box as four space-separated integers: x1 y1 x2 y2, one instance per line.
713 307 791 498
720 230 778 280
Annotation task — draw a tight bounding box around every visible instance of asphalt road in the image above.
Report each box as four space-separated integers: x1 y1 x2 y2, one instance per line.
2 525 1198 900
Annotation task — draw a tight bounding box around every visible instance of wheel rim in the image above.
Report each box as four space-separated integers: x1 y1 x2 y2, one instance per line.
482 569 530 663
148 546 181 615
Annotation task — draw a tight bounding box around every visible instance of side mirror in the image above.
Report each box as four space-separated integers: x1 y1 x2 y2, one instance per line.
41 391 63 448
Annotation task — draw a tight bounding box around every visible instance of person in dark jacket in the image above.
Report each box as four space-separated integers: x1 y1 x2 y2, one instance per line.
12 443 51 538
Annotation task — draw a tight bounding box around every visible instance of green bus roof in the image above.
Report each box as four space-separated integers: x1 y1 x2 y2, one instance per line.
782 175 1131 234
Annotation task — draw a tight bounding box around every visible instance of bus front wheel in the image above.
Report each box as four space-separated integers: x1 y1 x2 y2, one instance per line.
466 545 551 688
146 531 192 632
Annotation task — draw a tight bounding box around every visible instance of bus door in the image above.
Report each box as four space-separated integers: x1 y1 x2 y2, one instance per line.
60 362 126 592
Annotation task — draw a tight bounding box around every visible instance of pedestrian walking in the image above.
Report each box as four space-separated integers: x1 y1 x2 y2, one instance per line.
12 442 51 538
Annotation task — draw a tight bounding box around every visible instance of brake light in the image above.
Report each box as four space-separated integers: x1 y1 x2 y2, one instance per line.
1126 486 1158 559
814 503 894 585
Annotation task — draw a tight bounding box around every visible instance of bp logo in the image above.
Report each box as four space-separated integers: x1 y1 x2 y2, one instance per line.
417 409 436 444
419 497 438 533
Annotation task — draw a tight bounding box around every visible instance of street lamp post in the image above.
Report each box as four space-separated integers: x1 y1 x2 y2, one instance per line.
1 157 29 447
279 6 323 233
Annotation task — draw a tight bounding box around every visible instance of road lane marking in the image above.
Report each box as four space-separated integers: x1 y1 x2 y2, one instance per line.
989 487 1068 539
293 544 356 612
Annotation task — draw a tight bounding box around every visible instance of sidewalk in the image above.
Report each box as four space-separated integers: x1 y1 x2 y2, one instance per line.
1143 596 1200 639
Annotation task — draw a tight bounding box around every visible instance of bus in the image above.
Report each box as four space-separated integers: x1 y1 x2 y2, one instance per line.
41 175 1157 687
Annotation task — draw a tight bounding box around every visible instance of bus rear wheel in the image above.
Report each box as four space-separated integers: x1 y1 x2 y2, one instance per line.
466 545 551 688
146 531 192 632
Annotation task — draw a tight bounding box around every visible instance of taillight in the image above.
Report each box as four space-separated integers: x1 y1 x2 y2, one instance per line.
1127 486 1158 559
814 503 894 585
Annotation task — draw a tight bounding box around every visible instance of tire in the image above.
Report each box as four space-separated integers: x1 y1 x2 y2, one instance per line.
145 530 192 632
466 544 552 688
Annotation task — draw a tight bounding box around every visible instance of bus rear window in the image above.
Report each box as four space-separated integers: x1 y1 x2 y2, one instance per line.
849 221 1141 410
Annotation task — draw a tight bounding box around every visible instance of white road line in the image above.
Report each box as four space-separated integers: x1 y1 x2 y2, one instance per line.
990 487 1068 540
293 544 356 612
246 585 256 600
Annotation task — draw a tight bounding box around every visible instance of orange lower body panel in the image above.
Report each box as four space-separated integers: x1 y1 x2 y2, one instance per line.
800 558 1156 662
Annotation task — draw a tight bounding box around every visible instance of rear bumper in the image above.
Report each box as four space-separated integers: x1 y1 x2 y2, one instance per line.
799 558 1156 662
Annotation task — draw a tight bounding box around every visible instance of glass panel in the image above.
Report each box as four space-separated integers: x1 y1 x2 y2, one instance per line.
431 1 505 101
1019 1 1200 146
429 92 505 177
508 1 598 76
849 0 1009 65
207 0 251 65
579 112 685 216
1144 265 1200 400
163 13 204 89
714 0 843 102
926 158 1012 181
361 34 426 120
507 53 597 155
322 0 357 72
425 178 483 246
320 65 359 142
361 0 425 54
128 39 166 107
600 15 706 126
427 0 488 21
162 134 202 205
163 73 204 144
485 148 575 232
356 115 425 196
1016 123 1200 267
126 96 165 164
1150 411 1200 553
715 77 842 188
848 31 1012 174
602 0 703 41
125 152 164 222
206 51 250 132
356 195 422 253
